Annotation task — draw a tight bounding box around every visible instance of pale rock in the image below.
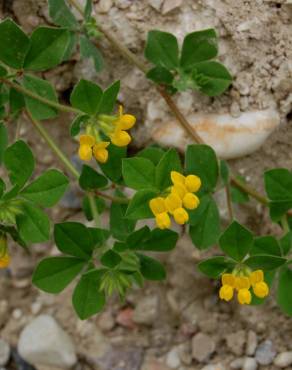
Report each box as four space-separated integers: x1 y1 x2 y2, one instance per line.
246 331 258 356
18 315 77 368
226 330 246 356
230 358 244 369
12 309 23 320
200 364 225 370
149 0 163 11
230 101 241 118
133 296 159 325
166 347 181 369
31 301 42 315
192 333 216 362
162 0 183 14
115 0 132 9
255 340 276 365
0 300 9 327
151 109 280 159
142 359 172 370
147 99 168 121
274 351 292 368
243 357 258 370
0 339 10 366
96 0 113 13
177 91 194 115
97 311 115 331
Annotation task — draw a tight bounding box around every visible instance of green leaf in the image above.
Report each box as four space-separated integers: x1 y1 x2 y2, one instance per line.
99 144 126 183
245 254 286 271
79 165 108 190
145 30 179 70
180 29 218 69
231 185 249 204
220 160 229 186
84 0 93 20
70 79 103 115
135 228 178 252
9 88 25 114
185 144 218 193
33 256 85 293
98 81 120 114
138 253 166 280
280 232 292 256
62 31 77 61
0 19 30 69
0 122 8 165
80 35 103 73
251 236 282 257
101 249 122 268
20 169 69 208
72 275 105 320
4 140 34 188
126 226 151 249
219 221 253 261
16 203 50 243
82 195 105 220
122 157 156 190
48 0 79 30
198 256 235 278
23 75 58 120
155 148 182 190
54 222 93 260
0 66 7 77
88 227 110 248
137 146 165 165
192 61 232 96
146 66 174 85
0 178 5 198
110 199 136 241
70 114 89 137
24 27 70 71
125 189 158 220
189 195 220 249
277 267 292 316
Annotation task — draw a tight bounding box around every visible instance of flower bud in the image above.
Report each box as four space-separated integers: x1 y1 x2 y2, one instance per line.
155 212 171 229
111 130 131 147
219 285 234 301
237 288 252 304
185 175 201 193
253 281 269 298
173 207 189 225
78 145 92 161
165 193 182 213
149 197 167 215
183 192 200 210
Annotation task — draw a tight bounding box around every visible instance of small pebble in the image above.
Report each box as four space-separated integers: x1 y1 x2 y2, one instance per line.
192 333 216 362
255 340 276 365
243 357 258 370
166 347 181 369
274 351 292 368
0 339 10 366
246 331 258 356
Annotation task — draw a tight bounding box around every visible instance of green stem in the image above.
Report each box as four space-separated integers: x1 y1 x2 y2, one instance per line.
225 183 234 221
88 193 100 227
1 78 81 115
281 215 290 234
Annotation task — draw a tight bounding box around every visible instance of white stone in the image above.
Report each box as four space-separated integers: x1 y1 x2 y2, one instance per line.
243 357 258 370
166 347 181 369
162 0 183 14
230 358 244 369
18 315 77 368
0 339 10 366
255 340 276 365
192 333 216 362
96 0 113 13
246 331 258 356
149 0 163 11
274 352 292 368
151 109 280 160
133 296 159 325
201 364 225 370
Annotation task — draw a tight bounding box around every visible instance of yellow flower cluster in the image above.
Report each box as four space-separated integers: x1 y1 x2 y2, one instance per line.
110 106 136 147
219 270 269 305
78 106 136 163
0 252 10 269
78 135 110 163
149 171 201 229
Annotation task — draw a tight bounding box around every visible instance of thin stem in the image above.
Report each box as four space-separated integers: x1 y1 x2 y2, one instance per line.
88 193 100 227
225 183 234 221
230 177 268 206
26 111 80 179
281 215 290 234
95 190 129 204
68 0 84 15
1 78 81 115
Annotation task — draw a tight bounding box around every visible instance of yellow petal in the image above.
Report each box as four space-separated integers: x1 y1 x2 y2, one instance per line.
235 276 251 290
78 145 92 161
171 171 185 185
156 212 171 229
219 285 234 301
171 183 187 199
249 270 264 286
111 130 131 147
183 192 200 210
237 288 252 305
185 175 201 193
149 197 167 215
173 207 189 225
165 193 182 213
253 282 269 298
94 141 110 149
118 114 136 130
0 253 10 269
79 134 96 147
93 146 108 163
222 273 236 287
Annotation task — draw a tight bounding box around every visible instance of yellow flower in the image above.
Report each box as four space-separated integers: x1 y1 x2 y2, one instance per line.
118 114 136 130
222 273 236 287
149 197 167 215
173 207 189 225
155 212 171 229
165 193 182 214
78 134 96 161
171 183 187 199
185 175 201 193
183 193 200 210
237 288 252 305
93 141 110 163
110 130 131 147
235 276 251 290
171 171 185 185
0 252 10 269
219 285 234 301
249 270 269 299
249 269 264 285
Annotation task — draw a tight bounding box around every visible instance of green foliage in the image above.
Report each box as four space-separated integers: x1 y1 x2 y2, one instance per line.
198 256 235 278
80 35 104 72
70 79 103 115
219 221 253 262
122 157 156 190
48 0 79 30
277 267 292 316
245 255 286 271
251 236 282 257
0 122 8 165
79 165 108 190
138 254 166 280
189 195 220 249
155 149 182 190
125 189 159 220
99 144 126 183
